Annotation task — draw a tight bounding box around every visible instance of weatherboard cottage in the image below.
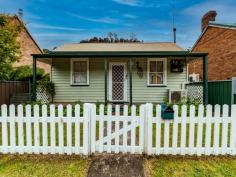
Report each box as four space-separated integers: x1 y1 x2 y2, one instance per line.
32 43 208 104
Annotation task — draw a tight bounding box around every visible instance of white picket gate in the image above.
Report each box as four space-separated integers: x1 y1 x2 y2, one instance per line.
0 103 236 156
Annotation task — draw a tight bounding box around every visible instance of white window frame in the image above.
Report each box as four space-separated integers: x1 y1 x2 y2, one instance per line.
147 58 167 86
70 58 89 85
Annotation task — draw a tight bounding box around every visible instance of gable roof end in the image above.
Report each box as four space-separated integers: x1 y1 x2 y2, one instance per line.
13 15 43 54
192 22 236 51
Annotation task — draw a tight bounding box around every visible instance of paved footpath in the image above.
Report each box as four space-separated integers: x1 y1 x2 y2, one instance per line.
87 154 145 177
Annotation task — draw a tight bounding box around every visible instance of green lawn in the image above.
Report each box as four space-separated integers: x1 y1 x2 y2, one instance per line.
0 154 235 177
145 156 236 177
0 154 90 177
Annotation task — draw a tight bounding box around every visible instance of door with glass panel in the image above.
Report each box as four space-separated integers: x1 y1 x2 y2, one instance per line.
109 62 127 102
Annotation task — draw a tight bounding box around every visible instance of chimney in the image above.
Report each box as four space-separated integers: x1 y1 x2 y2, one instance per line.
201 10 217 32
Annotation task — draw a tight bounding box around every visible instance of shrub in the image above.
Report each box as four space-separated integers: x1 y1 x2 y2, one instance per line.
10 65 46 81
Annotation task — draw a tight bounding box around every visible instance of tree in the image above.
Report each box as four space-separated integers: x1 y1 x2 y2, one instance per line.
130 33 137 42
0 15 21 80
80 32 142 43
43 48 50 54
10 65 48 81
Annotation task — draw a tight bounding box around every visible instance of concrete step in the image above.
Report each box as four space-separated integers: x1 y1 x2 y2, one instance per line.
87 154 144 177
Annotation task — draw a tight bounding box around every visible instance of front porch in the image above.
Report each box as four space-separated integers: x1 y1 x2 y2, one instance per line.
32 51 208 104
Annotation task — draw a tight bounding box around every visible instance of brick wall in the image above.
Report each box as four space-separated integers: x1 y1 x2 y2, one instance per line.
10 17 50 73
189 26 236 81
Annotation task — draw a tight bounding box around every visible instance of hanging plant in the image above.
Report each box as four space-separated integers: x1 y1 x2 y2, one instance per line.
136 61 143 78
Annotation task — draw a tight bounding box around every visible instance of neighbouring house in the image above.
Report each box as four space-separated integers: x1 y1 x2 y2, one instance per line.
8 15 50 73
188 11 236 81
32 43 208 104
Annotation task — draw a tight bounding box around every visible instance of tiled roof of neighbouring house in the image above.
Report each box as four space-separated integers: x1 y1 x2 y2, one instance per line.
209 22 236 29
53 42 185 52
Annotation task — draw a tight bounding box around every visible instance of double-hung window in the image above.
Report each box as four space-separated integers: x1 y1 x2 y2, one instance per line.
147 58 167 86
71 59 89 85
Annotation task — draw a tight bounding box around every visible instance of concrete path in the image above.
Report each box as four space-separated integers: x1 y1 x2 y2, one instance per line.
87 154 145 177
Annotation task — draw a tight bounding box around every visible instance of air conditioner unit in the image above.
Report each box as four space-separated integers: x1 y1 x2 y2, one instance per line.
169 89 187 103
189 73 200 82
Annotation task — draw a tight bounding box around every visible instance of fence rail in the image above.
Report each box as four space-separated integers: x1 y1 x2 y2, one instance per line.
0 103 236 156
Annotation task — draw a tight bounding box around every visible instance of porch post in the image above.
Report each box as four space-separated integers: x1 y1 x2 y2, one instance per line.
203 55 208 105
104 58 108 104
129 58 133 105
32 56 37 101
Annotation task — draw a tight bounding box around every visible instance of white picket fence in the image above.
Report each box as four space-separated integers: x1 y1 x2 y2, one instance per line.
0 103 236 156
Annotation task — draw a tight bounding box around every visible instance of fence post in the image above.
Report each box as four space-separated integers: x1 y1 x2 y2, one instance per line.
9 104 16 153
143 104 147 154
144 103 153 155
139 104 145 153
83 103 91 155
230 105 236 155
90 104 96 154
1 105 8 154
232 77 236 104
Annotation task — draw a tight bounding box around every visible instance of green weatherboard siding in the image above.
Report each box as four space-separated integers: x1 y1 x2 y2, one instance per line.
52 57 187 103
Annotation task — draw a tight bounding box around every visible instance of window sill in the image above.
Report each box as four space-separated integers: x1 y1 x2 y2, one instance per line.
70 84 90 86
147 85 167 87
109 101 129 103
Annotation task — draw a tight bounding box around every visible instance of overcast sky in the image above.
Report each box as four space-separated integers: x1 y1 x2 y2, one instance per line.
1 0 236 50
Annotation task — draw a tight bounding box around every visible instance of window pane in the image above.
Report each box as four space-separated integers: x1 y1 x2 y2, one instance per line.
149 73 164 84
74 72 87 84
156 73 163 84
149 73 157 84
74 61 87 72
150 61 156 72
156 61 163 72
73 60 88 84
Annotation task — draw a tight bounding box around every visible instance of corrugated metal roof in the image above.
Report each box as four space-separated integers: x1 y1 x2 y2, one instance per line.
54 42 184 52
